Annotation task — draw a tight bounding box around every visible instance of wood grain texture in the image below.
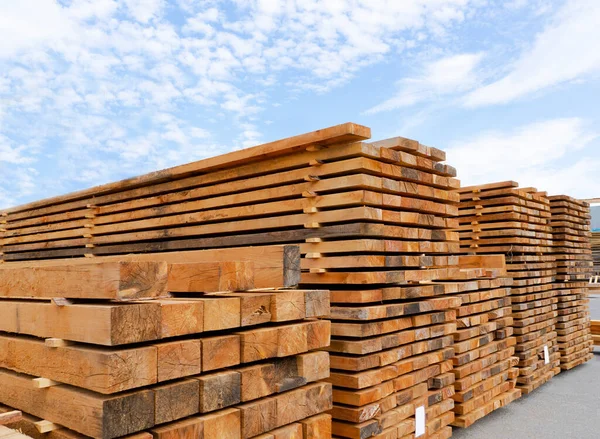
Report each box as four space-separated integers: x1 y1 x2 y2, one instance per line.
0 334 157 394
0 369 154 439
0 262 168 300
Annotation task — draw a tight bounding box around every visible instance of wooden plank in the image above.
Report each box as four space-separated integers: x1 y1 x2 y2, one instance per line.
0 369 154 439
0 300 207 346
1 246 300 290
0 334 157 394
0 262 168 301
300 413 331 439
0 405 152 439
0 412 21 426
0 426 33 439
153 379 199 425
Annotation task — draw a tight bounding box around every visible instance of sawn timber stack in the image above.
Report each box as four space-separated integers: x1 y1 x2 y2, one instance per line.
2 123 464 439
0 247 333 439
456 182 560 395
433 255 520 428
549 195 594 370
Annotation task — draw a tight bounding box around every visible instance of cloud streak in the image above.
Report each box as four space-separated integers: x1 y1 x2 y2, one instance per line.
0 0 482 208
365 53 484 114
446 117 600 197
465 0 600 107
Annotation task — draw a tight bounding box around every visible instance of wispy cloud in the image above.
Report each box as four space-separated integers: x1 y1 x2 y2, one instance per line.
0 0 483 208
365 53 484 114
465 0 600 107
1 0 598 208
446 117 600 197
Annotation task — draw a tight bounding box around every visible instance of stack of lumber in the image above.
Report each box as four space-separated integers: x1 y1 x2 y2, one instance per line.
591 321 600 346
591 231 600 274
456 182 560 395
433 255 520 428
589 231 600 294
1 123 465 439
0 246 333 439
548 195 594 369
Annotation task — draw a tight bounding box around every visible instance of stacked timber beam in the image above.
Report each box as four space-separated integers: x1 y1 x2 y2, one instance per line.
548 195 594 369
0 246 333 439
432 255 520 428
1 123 465 439
456 182 560 395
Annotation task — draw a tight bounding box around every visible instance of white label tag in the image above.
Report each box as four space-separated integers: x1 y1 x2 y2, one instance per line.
543 345 550 364
415 405 426 437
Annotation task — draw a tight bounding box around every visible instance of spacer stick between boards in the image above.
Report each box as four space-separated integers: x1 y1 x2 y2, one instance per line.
306 144 326 152
35 420 60 434
45 338 74 348
305 237 323 243
52 298 74 307
32 378 60 389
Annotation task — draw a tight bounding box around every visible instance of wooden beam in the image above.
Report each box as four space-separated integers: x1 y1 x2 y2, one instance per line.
1 245 300 290
0 334 157 394
0 261 168 301
0 369 155 439
0 411 21 426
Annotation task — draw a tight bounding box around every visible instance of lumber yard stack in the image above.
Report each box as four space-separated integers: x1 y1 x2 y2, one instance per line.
548 195 594 369
456 182 560 395
433 255 520 428
591 321 600 346
592 231 600 275
0 123 465 439
589 231 600 294
0 246 333 439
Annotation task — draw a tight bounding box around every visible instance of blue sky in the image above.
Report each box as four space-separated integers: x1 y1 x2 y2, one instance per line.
1 0 599 208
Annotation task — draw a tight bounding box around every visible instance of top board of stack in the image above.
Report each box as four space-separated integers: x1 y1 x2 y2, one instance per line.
455 181 560 394
548 195 594 370
0 122 472 439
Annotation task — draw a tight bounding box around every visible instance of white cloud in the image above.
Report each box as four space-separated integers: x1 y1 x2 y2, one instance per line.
446 118 600 197
465 0 600 107
1 0 540 208
123 0 164 23
365 52 483 113
0 1 72 58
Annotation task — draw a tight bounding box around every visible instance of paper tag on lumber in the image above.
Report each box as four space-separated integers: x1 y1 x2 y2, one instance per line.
415 405 426 437
543 345 550 365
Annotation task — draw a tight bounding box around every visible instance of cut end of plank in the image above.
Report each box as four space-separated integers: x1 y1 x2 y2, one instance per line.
34 420 60 434
0 411 22 426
